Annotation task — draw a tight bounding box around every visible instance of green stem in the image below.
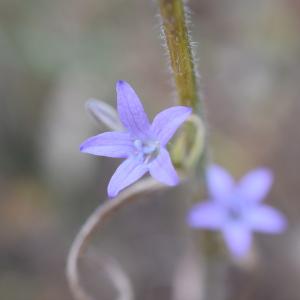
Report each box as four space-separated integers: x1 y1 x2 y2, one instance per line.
159 2 227 300
159 0 207 176
159 0 200 112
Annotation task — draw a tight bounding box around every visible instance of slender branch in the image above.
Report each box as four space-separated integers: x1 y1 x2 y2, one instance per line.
66 178 167 300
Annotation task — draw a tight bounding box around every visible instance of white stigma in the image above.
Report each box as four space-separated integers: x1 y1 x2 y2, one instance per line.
133 139 160 164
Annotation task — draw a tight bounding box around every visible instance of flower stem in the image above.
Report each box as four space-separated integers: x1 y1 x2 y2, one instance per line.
159 2 227 300
159 0 207 176
159 0 201 113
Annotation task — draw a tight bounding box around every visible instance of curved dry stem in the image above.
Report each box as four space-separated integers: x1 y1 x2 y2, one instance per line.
66 178 166 300
85 250 135 300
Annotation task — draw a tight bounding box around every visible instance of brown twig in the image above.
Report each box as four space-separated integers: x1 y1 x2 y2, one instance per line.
66 178 166 300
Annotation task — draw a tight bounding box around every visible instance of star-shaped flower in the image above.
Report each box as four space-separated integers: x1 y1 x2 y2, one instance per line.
188 164 287 257
80 80 192 197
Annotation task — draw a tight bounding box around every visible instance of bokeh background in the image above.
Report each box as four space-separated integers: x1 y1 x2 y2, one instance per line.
1 0 300 299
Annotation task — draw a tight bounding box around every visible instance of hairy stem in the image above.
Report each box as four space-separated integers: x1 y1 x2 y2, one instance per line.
159 0 207 176
159 2 227 300
66 178 167 300
159 0 200 112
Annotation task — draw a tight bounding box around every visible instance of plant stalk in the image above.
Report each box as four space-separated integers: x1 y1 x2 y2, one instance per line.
158 2 227 300
159 0 200 112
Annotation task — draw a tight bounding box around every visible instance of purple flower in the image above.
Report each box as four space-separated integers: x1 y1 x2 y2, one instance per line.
188 164 287 257
80 80 192 197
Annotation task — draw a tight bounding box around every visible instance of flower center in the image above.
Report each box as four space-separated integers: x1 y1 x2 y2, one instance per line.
228 207 241 220
133 139 160 164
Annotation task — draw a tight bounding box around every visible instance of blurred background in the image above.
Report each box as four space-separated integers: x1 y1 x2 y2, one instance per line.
1 0 300 299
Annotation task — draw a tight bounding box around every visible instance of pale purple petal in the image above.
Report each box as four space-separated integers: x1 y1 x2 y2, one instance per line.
107 157 148 197
222 223 252 257
237 168 273 203
80 131 133 158
245 204 287 233
206 164 235 202
150 106 192 145
116 80 150 137
187 202 227 229
85 98 123 131
148 147 179 186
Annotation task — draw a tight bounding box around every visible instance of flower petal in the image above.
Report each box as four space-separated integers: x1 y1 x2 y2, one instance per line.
187 202 227 229
150 106 192 145
85 98 123 131
148 147 179 186
108 157 148 197
245 204 287 233
222 223 252 257
80 132 133 158
237 168 273 203
116 80 150 137
206 164 235 202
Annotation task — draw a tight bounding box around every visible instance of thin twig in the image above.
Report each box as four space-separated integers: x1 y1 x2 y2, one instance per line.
66 178 166 300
